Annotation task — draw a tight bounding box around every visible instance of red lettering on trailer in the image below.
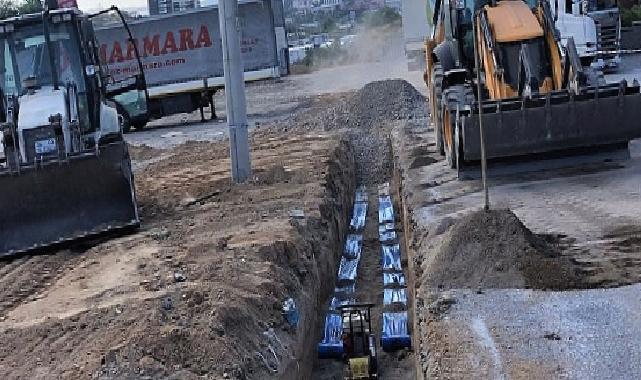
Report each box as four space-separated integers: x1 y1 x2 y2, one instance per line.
178 29 194 51
143 35 161 57
100 25 213 66
161 31 178 54
195 25 212 48
110 41 124 63
99 44 107 64
126 40 137 61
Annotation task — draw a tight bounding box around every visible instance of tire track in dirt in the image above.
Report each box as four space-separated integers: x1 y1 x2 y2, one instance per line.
0 252 85 317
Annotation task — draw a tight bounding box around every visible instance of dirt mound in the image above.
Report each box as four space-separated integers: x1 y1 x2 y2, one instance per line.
0 132 356 380
426 209 583 290
342 79 426 128
282 79 426 184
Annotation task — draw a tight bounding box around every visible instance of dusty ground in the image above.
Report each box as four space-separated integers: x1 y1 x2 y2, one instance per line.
392 84 641 379
2 23 638 378
123 36 425 150
0 73 425 379
0 128 356 379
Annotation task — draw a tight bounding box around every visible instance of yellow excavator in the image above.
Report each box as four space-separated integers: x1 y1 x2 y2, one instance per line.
425 0 641 172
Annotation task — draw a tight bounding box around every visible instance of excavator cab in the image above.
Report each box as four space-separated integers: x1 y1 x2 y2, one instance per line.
0 7 145 256
425 0 641 174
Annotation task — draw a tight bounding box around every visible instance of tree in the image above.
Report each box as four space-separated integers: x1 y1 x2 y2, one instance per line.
18 0 43 14
622 4 641 26
0 0 19 19
361 7 401 28
0 0 43 19
321 17 337 33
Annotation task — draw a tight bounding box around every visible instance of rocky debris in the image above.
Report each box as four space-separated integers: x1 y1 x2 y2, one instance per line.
0 131 356 380
269 79 427 184
544 332 562 341
427 292 457 317
424 209 584 290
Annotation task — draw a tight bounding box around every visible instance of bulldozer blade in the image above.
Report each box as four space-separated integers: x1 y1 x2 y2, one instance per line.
460 83 641 162
0 140 139 257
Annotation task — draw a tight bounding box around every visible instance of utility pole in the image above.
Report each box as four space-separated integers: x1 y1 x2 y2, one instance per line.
219 0 251 183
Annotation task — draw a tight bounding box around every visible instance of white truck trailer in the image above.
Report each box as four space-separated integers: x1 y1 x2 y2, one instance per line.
95 0 288 131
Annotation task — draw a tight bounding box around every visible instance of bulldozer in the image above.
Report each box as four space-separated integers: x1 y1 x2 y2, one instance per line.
425 0 641 173
0 6 148 256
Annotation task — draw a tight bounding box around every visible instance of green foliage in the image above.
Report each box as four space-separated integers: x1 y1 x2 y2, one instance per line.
321 17 337 33
621 5 641 27
0 0 43 20
0 0 19 19
299 42 346 69
18 0 42 14
361 7 401 28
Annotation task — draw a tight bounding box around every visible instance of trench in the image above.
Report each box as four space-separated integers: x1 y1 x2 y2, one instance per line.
309 129 417 379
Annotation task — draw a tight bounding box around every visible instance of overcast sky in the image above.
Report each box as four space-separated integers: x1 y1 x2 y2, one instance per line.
75 0 217 11
76 0 148 11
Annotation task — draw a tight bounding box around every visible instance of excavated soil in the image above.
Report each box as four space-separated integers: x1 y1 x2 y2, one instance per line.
425 209 584 290
275 79 426 183
0 130 355 380
0 78 428 380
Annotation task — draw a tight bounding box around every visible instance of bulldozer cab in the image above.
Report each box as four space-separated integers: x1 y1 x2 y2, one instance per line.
0 8 147 163
0 10 103 165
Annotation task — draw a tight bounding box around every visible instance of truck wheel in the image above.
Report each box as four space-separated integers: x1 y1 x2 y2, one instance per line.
442 85 475 170
431 63 444 155
441 101 457 169
132 121 147 130
122 116 131 134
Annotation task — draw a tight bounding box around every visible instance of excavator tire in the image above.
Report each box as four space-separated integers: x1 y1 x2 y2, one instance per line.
441 84 475 169
430 63 445 155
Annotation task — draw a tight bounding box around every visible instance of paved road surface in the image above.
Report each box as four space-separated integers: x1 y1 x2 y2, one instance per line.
606 53 641 83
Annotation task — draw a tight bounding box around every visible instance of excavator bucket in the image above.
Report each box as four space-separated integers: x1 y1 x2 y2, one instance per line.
460 82 641 162
0 140 139 257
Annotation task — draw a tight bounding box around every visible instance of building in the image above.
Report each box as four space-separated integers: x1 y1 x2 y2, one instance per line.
346 0 384 11
148 0 201 15
291 0 343 13
383 0 400 10
292 0 313 13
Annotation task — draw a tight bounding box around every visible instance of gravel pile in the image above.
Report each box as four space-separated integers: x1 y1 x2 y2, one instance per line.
278 80 427 184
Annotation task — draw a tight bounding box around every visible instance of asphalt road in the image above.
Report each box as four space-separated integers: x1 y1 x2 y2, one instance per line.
606 53 641 83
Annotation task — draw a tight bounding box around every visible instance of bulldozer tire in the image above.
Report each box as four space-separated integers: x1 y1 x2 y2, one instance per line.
132 121 147 130
441 84 475 169
431 63 445 155
122 115 132 134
